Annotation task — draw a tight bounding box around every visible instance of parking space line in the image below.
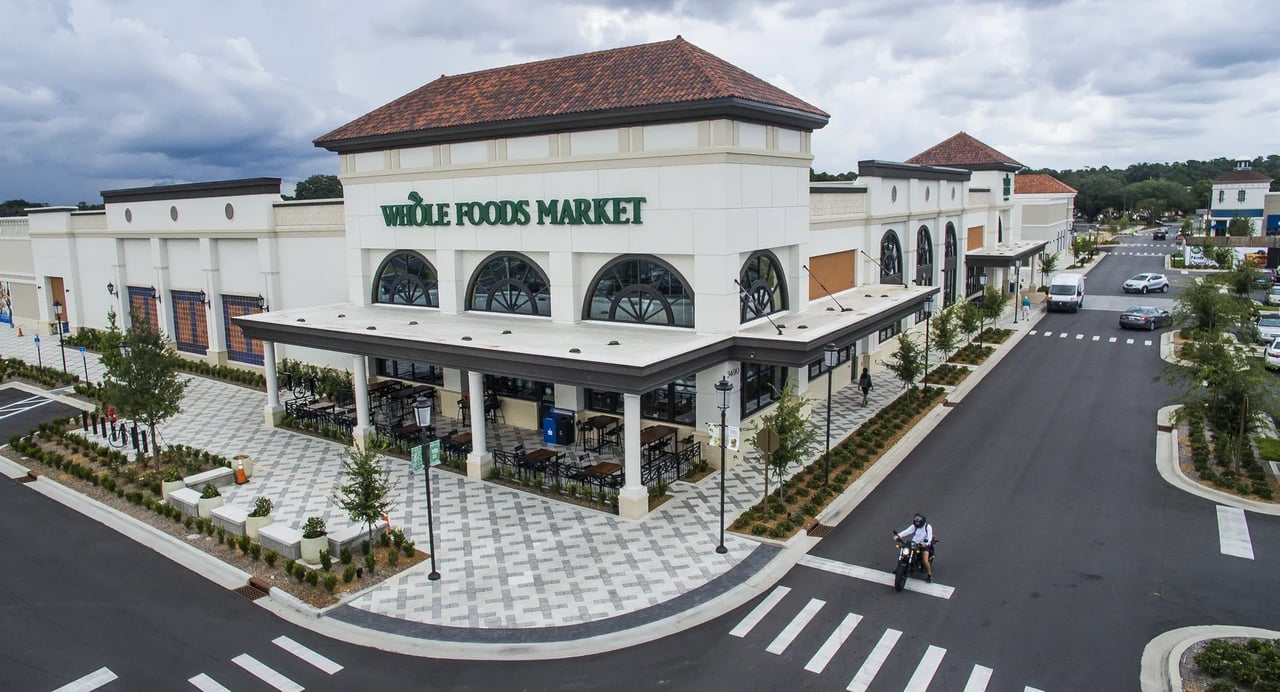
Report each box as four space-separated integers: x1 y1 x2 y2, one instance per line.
1217 505 1254 560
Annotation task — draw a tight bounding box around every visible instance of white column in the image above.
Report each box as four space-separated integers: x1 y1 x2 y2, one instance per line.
262 341 283 426
466 370 493 479
351 355 371 448
617 392 647 519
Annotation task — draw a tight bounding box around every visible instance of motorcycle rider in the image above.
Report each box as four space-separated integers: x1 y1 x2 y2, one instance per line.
894 513 934 582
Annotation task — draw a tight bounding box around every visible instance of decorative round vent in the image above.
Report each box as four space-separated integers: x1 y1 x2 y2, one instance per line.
169 205 178 221
124 208 132 223
891 185 897 203
224 203 235 220
925 186 931 201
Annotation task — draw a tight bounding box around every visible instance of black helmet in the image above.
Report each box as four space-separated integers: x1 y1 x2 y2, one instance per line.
912 513 926 527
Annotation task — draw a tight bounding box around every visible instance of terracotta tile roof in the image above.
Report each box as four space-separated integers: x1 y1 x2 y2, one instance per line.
1014 174 1076 195
1213 168 1272 183
905 132 1023 170
315 37 829 151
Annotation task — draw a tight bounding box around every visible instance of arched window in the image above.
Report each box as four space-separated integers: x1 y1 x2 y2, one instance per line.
467 253 550 315
915 226 934 286
998 217 1004 243
585 256 694 327
879 230 903 284
943 223 958 307
373 251 438 307
739 251 788 323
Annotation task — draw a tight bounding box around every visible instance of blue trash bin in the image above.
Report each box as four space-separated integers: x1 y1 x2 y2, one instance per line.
542 416 558 445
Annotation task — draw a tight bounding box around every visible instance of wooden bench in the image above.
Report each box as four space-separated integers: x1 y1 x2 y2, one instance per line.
258 523 302 561
167 487 201 518
183 466 235 490
328 519 387 557
210 504 249 535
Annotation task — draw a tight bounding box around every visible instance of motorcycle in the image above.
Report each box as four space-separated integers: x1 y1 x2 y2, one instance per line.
891 534 937 592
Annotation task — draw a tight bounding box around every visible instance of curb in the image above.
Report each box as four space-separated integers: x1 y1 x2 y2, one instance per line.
1155 405 1280 516
1140 625 1280 692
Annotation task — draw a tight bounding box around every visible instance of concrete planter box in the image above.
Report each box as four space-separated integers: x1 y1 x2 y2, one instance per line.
211 504 249 535
300 535 328 564
233 454 254 479
328 519 387 558
184 467 235 490
197 495 224 519
160 480 186 501
167 488 201 518
244 514 272 540
258 524 301 560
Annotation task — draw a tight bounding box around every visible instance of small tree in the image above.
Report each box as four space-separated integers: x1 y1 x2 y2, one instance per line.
1211 247 1234 270
1226 216 1252 237
1225 262 1256 297
752 380 821 499
954 300 981 344
930 307 960 361
1180 218 1192 236
1162 338 1276 470
333 439 396 546
1173 281 1252 339
1038 252 1058 284
293 174 343 200
97 309 188 472
977 284 1010 346
884 332 924 398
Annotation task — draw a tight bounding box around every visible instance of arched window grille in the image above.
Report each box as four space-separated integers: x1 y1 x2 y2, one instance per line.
739 251 788 323
373 251 438 307
467 253 550 315
585 256 694 327
915 226 934 286
880 230 903 284
943 223 959 306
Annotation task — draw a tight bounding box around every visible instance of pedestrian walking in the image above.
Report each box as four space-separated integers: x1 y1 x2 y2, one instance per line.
858 368 873 407
1021 294 1031 320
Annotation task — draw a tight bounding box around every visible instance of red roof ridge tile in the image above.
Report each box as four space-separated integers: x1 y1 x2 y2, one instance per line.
906 131 1023 170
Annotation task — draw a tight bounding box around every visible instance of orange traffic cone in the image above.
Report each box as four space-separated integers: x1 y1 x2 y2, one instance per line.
16 326 23 337
234 459 248 485
382 513 392 533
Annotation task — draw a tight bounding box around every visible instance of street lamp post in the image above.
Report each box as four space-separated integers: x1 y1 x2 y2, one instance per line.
714 377 733 554
413 396 441 581
922 296 935 389
52 300 67 373
822 343 838 489
1012 259 1021 325
977 274 988 349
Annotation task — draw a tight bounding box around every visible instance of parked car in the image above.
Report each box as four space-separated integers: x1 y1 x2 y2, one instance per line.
1266 337 1280 370
1254 269 1277 287
1152 229 1167 240
1118 306 1172 330
1267 286 1280 306
1256 314 1280 343
1122 273 1170 294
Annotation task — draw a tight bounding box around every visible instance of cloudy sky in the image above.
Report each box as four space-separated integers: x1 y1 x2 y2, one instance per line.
4 0 1279 205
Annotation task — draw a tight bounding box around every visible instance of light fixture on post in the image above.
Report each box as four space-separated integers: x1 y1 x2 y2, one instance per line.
256 294 268 312
106 282 116 296
51 300 67 373
118 338 130 360
149 286 160 303
413 396 441 581
822 342 839 489
714 376 733 555
922 295 935 389
199 289 210 308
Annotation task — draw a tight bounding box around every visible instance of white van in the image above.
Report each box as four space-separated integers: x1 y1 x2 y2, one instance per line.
1046 272 1085 313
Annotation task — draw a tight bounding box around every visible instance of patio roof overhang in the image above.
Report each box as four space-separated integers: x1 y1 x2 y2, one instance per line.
233 285 939 393
963 240 1050 268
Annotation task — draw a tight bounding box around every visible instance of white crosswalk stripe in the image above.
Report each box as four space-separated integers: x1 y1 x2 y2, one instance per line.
730 585 790 637
904 645 947 692
53 668 117 692
1126 338 1134 344
1076 334 1083 339
232 654 303 692
1217 505 1254 560
1144 340 1153 346
798 554 954 598
804 613 862 674
1109 337 1117 343
766 598 825 654
188 673 232 691
273 635 343 674
1059 332 1067 338
964 664 994 692
1092 335 1100 341
1026 687 1047 692
847 629 901 691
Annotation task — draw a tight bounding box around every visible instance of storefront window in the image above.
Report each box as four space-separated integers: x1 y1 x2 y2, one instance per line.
373 251 438 307
484 375 551 402
740 251 788 323
806 345 853 381
741 363 788 417
878 321 901 343
374 358 443 385
171 290 208 355
585 376 697 424
585 256 694 327
468 253 550 315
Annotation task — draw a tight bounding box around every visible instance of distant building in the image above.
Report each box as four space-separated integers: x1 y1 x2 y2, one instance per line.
1208 160 1275 235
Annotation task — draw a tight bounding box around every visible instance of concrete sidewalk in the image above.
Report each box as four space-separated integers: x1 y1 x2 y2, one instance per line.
0 307 1044 658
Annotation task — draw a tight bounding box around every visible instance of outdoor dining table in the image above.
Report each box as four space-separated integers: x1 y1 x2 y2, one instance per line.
639 424 676 446
522 448 560 464
586 461 622 478
585 415 618 452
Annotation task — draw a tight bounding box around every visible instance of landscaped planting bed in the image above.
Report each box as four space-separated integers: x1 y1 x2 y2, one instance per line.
949 344 996 365
924 363 970 386
730 386 946 540
975 327 1013 344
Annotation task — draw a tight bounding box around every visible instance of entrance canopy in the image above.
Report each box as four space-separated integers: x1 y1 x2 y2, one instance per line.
962 240 1049 268
234 285 938 394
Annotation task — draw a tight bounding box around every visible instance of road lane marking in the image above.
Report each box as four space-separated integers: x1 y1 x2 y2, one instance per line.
188 673 232 691
1144 340 1153 346
1043 331 1052 337
1126 338 1134 344
847 629 902 692
273 635 343 674
1029 330 1038 335
904 645 947 692
1217 505 1254 560
1026 687 1046 692
0 397 55 421
963 664 994 692
1092 335 1100 341
1059 332 1067 338
798 554 954 598
730 586 791 637
1076 334 1084 339
53 668 117 692
232 654 303 692
1108 337 1117 343
766 598 825 654
805 613 861 674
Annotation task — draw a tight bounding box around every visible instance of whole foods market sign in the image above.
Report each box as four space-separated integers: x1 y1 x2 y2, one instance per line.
381 191 646 227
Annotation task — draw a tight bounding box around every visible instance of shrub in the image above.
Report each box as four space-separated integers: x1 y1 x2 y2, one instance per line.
248 496 273 518
320 549 332 571
301 516 327 539
364 552 375 574
379 531 392 548
216 526 226 544
295 566 307 583
360 539 371 556
305 570 319 587
340 546 353 565
200 483 220 499
391 529 406 549
284 559 296 576
343 564 357 583
386 547 399 566
249 543 261 561
402 540 415 557
323 572 338 592
238 535 251 554
264 549 278 567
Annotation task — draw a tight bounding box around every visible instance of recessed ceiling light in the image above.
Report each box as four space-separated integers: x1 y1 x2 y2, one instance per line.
569 348 580 353
462 336 472 341
409 320 418 326
366 326 376 330
607 340 619 345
